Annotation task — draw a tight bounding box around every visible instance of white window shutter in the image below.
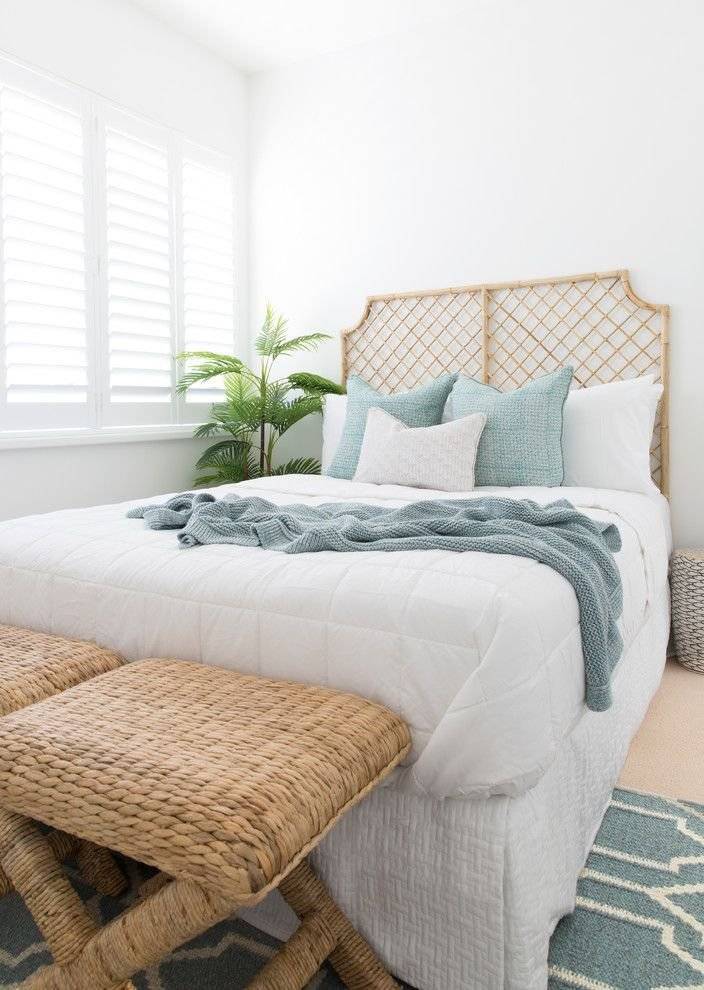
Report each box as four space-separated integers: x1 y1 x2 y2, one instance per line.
102 112 174 425
181 145 236 407
0 55 238 439
0 73 90 429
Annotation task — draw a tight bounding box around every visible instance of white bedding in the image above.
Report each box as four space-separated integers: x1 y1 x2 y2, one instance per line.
0 474 671 801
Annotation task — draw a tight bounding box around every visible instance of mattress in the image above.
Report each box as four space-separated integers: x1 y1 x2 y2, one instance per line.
0 474 670 801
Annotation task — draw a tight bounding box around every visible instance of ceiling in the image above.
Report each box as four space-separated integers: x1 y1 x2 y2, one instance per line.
128 0 471 73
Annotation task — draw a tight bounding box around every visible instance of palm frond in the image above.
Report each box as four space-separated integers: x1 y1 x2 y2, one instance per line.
175 352 245 394
269 395 323 435
195 439 252 471
267 333 331 360
192 421 227 439
286 372 345 396
254 304 330 361
193 447 261 487
223 373 263 430
270 457 321 476
254 303 289 358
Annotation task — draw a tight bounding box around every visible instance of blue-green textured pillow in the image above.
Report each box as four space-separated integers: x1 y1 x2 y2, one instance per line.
327 373 457 480
448 366 573 486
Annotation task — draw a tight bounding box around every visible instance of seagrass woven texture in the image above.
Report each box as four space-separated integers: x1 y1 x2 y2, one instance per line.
0 623 123 716
671 550 704 673
342 270 670 494
0 658 412 902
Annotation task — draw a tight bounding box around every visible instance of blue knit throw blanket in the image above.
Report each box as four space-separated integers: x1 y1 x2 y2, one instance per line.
127 493 623 711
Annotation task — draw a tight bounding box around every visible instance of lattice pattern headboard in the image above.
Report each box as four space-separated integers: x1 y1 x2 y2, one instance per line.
342 270 670 495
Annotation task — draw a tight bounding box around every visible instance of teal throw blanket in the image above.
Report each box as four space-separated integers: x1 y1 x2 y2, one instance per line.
127 494 623 712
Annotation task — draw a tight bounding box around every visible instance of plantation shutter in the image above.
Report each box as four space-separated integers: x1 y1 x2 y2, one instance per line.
0 67 90 430
102 111 174 425
181 144 236 406
0 54 238 439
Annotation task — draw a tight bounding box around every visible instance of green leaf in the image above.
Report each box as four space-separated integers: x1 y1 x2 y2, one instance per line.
193 447 262 487
175 351 245 394
269 395 323 435
254 303 330 361
193 475 222 488
192 421 228 439
196 439 251 470
222 373 263 430
286 372 345 395
270 457 321 476
254 303 289 358
267 332 331 360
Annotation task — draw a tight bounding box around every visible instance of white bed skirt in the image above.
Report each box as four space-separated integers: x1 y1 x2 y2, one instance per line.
242 583 670 990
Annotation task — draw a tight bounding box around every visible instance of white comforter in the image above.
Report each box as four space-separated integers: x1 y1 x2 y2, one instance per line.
0 475 670 800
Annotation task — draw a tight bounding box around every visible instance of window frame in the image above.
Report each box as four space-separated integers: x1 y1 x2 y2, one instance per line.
0 54 238 447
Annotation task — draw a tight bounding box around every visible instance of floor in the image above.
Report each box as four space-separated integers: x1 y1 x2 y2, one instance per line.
618 659 704 802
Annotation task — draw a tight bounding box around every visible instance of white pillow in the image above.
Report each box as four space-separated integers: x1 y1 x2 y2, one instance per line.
322 394 347 471
561 376 662 494
353 407 486 491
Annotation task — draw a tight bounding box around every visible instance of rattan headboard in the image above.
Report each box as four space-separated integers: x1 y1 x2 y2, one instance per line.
342 270 670 495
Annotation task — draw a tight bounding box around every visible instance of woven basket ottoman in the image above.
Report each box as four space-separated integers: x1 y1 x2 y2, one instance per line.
671 549 704 672
0 658 411 990
0 624 126 901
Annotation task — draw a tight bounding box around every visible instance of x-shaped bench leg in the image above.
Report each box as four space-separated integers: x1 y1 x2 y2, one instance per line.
1 810 398 990
0 808 135 989
0 826 126 900
248 859 399 990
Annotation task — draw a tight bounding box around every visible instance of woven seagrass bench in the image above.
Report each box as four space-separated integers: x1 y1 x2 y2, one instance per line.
0 657 411 990
0 624 126 902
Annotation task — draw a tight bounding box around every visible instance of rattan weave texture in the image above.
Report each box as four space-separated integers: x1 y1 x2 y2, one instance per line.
0 658 412 901
0 624 127 905
671 550 704 673
0 623 123 716
342 270 669 494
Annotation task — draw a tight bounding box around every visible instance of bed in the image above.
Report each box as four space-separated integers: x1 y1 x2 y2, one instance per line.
0 270 671 989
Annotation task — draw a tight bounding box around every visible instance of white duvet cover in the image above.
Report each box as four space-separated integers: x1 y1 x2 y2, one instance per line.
0 475 671 801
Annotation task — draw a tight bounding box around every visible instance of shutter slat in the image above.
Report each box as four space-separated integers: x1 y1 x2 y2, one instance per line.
182 153 234 403
1 85 89 410
2 133 83 176
2 151 84 193
106 123 173 405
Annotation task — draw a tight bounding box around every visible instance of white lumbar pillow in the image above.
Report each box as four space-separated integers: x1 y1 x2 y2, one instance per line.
322 394 348 472
561 376 662 494
353 407 486 491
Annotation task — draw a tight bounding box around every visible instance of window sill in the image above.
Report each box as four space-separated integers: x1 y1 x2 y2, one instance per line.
0 424 200 451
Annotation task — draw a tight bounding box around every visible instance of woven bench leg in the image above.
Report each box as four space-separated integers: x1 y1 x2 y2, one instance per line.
21 873 235 989
75 839 127 897
0 829 77 898
0 830 126 900
249 859 399 990
0 808 134 990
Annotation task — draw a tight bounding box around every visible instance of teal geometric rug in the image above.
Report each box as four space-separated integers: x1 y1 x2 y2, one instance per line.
1 788 703 989
549 788 704 989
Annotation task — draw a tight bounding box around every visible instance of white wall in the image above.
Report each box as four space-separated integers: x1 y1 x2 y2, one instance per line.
0 0 248 518
249 0 704 547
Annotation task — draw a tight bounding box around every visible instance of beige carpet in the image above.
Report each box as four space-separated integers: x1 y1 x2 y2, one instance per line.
619 659 704 803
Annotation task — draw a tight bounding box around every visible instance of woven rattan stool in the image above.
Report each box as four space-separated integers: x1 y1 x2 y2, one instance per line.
0 658 411 989
0 624 126 902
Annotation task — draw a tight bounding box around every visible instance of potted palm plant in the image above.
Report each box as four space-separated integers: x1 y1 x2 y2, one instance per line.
176 305 344 487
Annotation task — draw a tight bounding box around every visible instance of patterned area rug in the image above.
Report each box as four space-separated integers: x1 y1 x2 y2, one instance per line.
549 787 704 990
1 788 703 989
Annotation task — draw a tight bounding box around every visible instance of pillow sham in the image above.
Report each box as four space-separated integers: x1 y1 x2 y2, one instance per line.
322 393 348 472
562 376 662 494
353 407 487 491
326 373 456 480
448 366 573 487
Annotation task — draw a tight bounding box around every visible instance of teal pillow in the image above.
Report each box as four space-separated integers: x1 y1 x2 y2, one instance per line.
327 374 456 480
449 366 573 486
